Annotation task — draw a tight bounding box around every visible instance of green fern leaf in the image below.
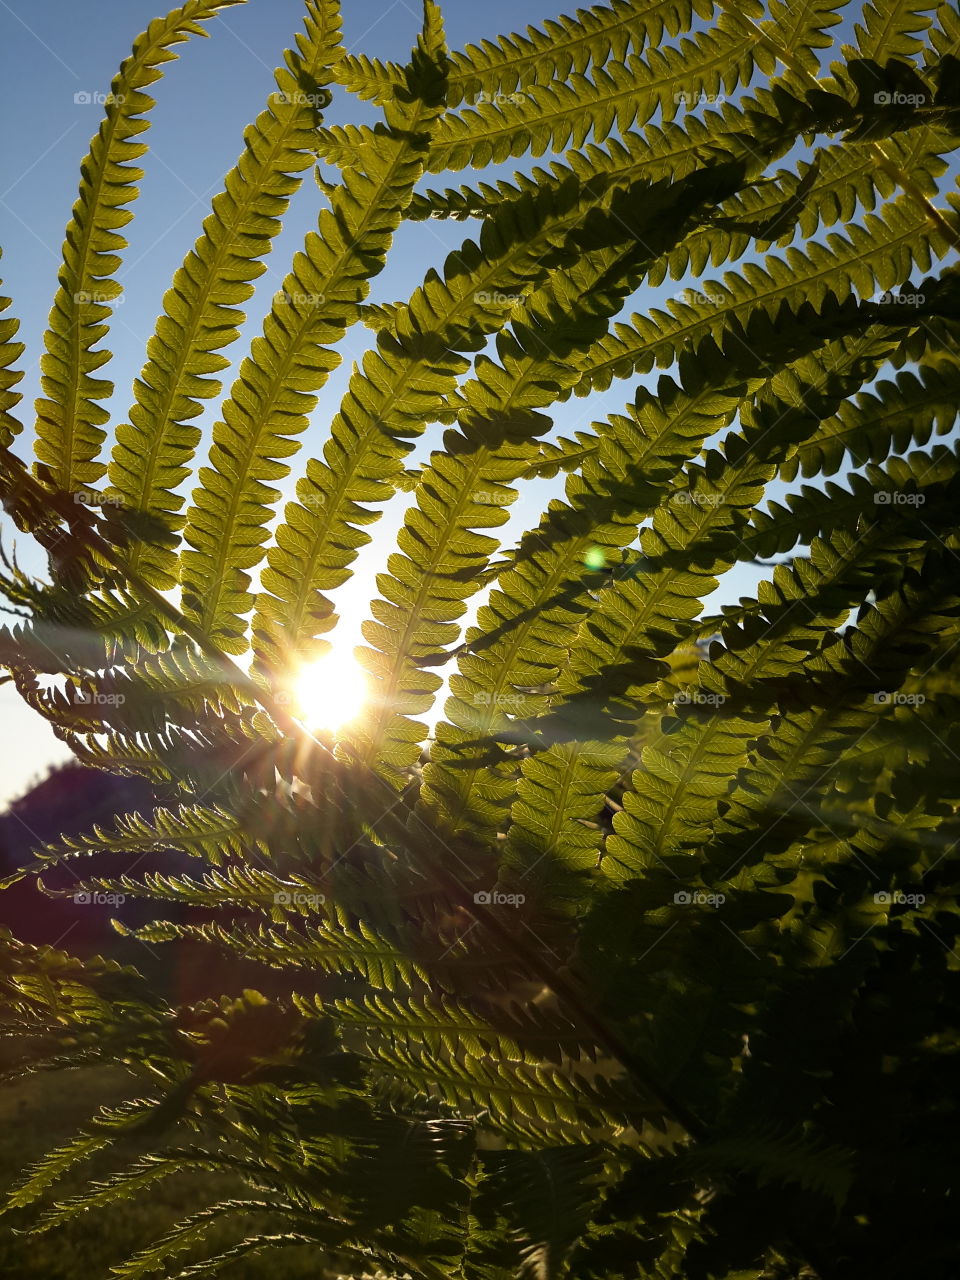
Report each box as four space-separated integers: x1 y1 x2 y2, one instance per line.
179 6 447 652
34 0 243 494
107 0 344 589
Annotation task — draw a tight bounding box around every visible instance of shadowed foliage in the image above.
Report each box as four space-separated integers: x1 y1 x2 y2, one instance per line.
1 0 959 1276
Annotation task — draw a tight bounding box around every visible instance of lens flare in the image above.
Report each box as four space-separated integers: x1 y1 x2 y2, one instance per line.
292 649 369 733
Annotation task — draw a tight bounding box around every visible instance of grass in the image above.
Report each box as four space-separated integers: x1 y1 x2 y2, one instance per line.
0 1059 334 1279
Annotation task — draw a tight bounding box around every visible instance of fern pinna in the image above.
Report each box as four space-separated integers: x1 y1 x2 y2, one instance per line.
0 0 959 1276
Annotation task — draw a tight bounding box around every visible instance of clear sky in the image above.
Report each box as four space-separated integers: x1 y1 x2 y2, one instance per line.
0 0 949 804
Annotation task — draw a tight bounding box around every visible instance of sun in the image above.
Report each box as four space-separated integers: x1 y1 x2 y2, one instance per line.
291 648 369 733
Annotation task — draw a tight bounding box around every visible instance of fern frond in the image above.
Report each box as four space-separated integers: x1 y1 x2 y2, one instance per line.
745 444 960 558
33 0 243 494
422 12 765 173
850 0 938 61
477 1145 605 1279
363 1039 632 1145
115 914 428 991
702 548 960 883
0 273 25 447
2 804 257 891
442 0 715 108
180 5 447 653
4 1099 165 1212
570 198 953 397
108 0 344 589
355 160 765 782
780 360 960 481
760 0 846 82
251 176 589 669
420 317 839 841
108 1201 313 1280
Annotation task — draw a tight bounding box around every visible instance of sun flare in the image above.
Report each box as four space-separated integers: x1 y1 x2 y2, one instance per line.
292 649 369 733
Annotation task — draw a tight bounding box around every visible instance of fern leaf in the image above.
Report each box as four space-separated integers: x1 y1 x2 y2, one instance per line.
179 6 447 653
780 360 960 481
761 0 846 81
420 340 768 842
107 0 344 589
251 176 592 669
0 273 25 447
442 0 715 108
4 1099 163 1212
850 0 938 61
571 197 953 398
422 12 765 173
478 1146 605 1279
2 804 256 891
34 0 243 494
115 914 428 992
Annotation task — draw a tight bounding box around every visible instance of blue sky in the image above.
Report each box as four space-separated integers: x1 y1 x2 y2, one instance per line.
0 0 952 803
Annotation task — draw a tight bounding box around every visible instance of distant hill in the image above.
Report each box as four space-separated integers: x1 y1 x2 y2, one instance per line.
0 762 304 1003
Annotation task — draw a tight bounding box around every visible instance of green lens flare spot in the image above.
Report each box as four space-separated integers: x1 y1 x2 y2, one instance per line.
584 547 606 571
